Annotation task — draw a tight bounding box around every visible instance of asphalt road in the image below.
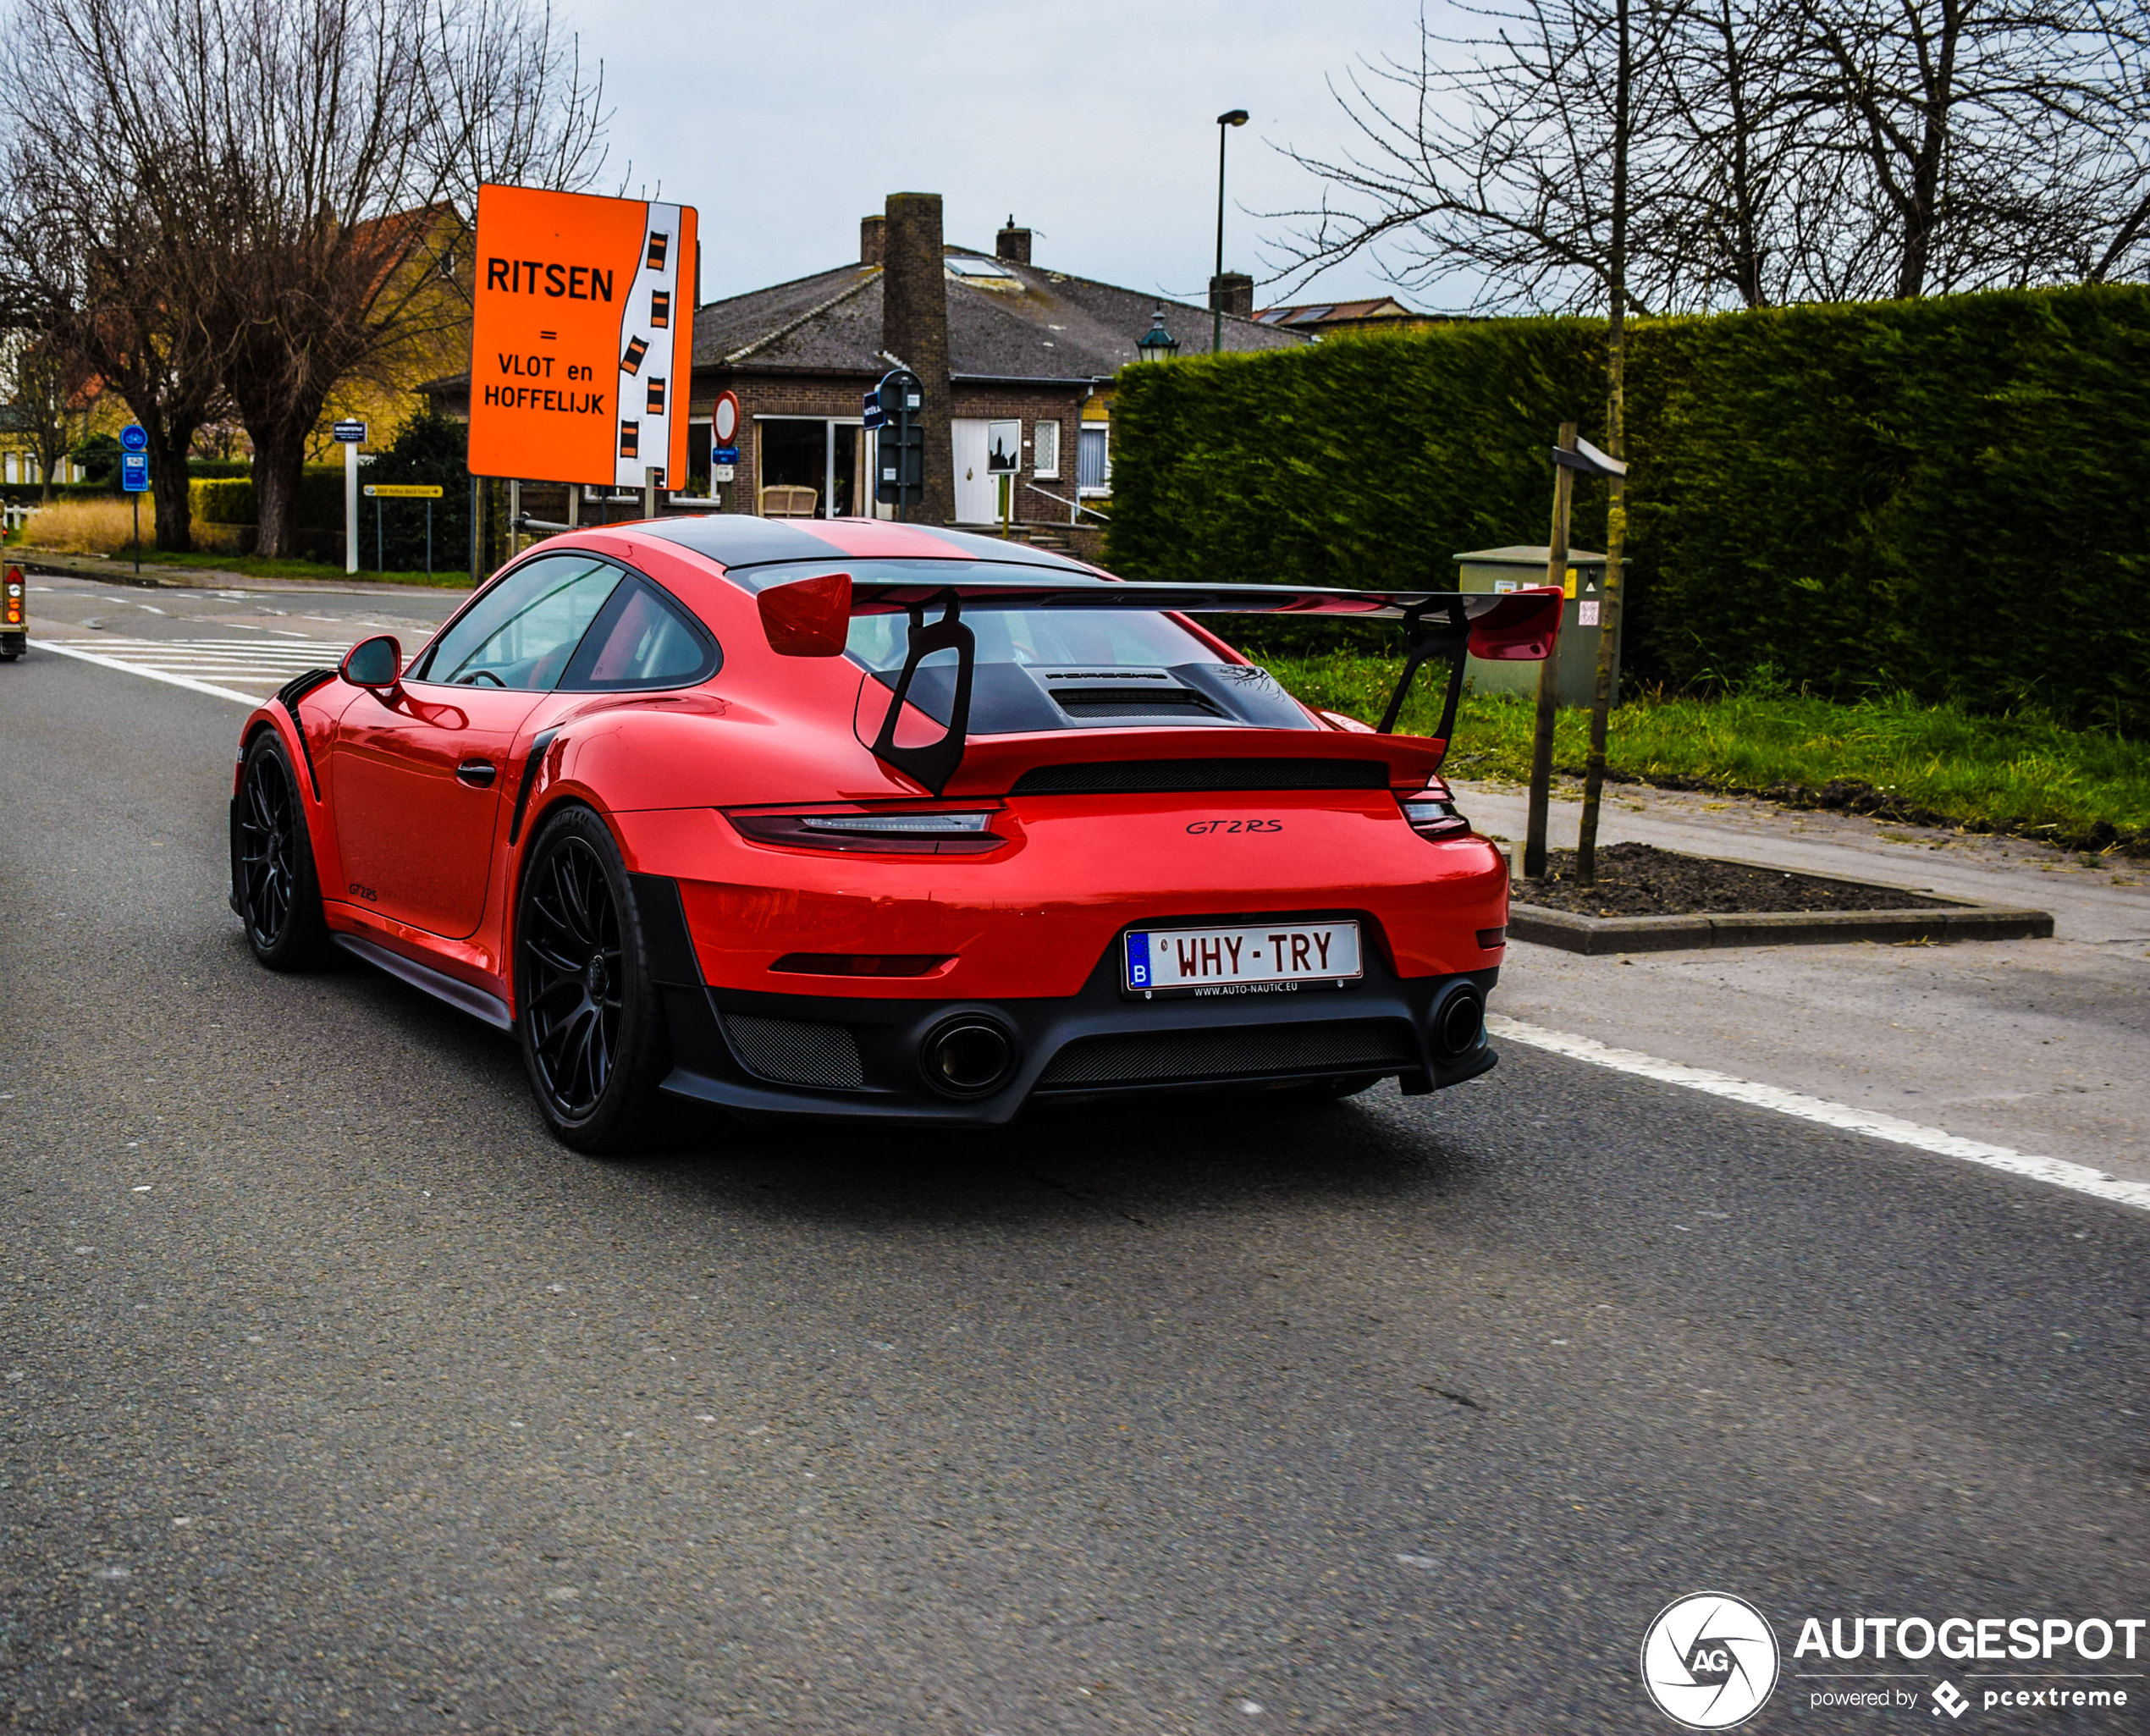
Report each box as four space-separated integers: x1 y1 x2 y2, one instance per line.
2 639 2144 1736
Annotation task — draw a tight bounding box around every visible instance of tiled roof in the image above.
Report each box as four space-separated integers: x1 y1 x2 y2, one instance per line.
1254 297 1422 328
692 248 1309 382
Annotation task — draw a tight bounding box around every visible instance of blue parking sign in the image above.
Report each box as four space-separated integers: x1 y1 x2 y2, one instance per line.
121 452 149 493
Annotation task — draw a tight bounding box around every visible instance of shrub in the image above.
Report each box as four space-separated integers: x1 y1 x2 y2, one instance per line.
1108 284 2150 734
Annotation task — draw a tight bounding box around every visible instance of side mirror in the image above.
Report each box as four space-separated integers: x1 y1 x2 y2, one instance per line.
340 634 403 688
758 571 852 657
1466 587 1563 662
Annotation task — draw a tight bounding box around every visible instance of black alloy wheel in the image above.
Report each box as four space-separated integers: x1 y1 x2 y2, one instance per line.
234 732 327 969
515 807 669 1154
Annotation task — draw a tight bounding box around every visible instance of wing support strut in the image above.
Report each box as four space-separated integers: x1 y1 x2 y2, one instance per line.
868 589 975 796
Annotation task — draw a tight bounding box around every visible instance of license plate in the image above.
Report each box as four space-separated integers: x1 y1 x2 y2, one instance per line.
1124 921 1362 997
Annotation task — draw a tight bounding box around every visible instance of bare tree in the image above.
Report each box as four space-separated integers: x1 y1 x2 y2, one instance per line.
0 159 232 549
1266 0 1679 317
0 0 609 556
0 331 86 501
1268 0 2150 313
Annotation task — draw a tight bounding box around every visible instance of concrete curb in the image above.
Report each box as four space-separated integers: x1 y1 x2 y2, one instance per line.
11 549 471 597
1508 901 2055 954
1503 849 2054 953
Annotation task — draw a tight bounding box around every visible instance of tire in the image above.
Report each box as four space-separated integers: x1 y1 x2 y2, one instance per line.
514 806 670 1155
234 730 329 969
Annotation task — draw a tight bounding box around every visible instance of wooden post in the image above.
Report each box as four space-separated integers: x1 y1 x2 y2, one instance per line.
1523 422 1578 882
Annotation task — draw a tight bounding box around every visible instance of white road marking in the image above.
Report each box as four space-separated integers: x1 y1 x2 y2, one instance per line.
1488 1014 2150 1213
35 634 350 704
36 639 262 705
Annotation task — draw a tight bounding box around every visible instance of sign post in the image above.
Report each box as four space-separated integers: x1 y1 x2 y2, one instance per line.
466 184 699 525
709 391 740 499
868 369 924 520
333 420 367 573
119 424 149 577
364 483 444 579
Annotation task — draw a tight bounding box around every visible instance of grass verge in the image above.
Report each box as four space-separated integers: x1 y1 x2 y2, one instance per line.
1263 651 2150 852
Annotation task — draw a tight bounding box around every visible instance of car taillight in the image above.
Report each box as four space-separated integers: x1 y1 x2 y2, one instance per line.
1399 785 1472 840
4 565 22 626
725 803 1008 855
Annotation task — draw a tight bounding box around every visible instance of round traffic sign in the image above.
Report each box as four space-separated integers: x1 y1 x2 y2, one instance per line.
119 424 148 453
711 391 740 445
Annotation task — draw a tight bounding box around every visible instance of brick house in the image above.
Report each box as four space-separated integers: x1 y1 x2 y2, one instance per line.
422 190 1306 558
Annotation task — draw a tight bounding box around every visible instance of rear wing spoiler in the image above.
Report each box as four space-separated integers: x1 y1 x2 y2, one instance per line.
756 570 1563 796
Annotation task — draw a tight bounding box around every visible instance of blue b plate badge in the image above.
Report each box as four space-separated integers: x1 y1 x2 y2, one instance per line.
1124 921 1362 998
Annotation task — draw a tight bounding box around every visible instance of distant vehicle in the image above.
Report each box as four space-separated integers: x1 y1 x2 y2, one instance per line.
229 517 1558 1152
3 564 25 660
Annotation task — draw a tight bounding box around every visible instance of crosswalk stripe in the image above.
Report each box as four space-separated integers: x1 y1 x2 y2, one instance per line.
36 633 357 703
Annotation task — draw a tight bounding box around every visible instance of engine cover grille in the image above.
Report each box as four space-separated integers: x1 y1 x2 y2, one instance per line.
1037 1019 1414 1090
722 1013 865 1090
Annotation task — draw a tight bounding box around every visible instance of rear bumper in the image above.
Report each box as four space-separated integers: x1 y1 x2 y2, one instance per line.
641 874 1499 1126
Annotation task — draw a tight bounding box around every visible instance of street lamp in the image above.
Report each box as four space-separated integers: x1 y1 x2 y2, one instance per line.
1138 306 1180 364
1213 107 1249 355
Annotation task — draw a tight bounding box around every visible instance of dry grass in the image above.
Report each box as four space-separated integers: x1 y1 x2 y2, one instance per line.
18 497 150 554
18 497 245 555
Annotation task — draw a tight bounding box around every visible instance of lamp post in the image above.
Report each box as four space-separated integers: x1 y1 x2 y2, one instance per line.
1138 306 1181 364
1213 108 1249 355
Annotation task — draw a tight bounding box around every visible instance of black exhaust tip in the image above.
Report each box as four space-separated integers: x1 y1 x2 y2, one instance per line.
1431 984 1486 1063
921 1017 1017 1097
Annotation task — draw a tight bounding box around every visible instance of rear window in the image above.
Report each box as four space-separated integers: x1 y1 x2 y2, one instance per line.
721 557 1217 671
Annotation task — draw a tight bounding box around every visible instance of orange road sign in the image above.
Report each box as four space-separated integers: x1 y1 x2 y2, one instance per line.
468 185 697 490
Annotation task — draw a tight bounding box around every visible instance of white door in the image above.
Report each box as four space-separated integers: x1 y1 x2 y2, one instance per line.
951 419 997 523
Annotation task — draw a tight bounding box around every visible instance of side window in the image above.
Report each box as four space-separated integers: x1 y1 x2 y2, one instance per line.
416 555 622 690
561 576 719 691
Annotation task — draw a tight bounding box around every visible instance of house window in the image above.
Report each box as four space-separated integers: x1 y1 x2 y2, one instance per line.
1077 426 1110 495
1033 418 1060 479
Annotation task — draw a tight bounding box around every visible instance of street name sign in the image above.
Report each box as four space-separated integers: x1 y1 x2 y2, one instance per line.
332 420 367 444
468 184 698 491
363 483 444 499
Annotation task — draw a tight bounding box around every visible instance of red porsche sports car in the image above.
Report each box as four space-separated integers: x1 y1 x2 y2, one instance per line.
229 516 1558 1152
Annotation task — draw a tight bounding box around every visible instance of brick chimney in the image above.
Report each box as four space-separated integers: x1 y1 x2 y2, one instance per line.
879 192 954 522
860 213 885 267
995 216 1032 266
1209 272 1254 320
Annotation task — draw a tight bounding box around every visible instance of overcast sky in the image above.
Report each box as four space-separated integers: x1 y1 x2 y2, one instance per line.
568 0 1441 313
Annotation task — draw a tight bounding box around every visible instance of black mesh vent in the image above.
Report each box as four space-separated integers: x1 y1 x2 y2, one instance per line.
1012 758 1389 796
723 1014 865 1090
1037 1019 1414 1089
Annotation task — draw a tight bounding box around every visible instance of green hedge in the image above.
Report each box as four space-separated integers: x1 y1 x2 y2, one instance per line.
1107 284 2150 734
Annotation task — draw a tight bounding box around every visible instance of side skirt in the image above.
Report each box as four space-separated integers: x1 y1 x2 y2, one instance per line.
333 933 513 1031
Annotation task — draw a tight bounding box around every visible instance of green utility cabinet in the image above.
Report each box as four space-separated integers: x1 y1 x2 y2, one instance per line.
1453 544 1615 708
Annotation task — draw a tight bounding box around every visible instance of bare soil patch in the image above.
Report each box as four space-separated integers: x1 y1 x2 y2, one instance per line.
1519 840 1949 918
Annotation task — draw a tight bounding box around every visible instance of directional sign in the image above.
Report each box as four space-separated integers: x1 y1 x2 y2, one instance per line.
119 424 148 454
363 483 444 499
120 452 149 493
468 184 698 490
332 420 367 444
